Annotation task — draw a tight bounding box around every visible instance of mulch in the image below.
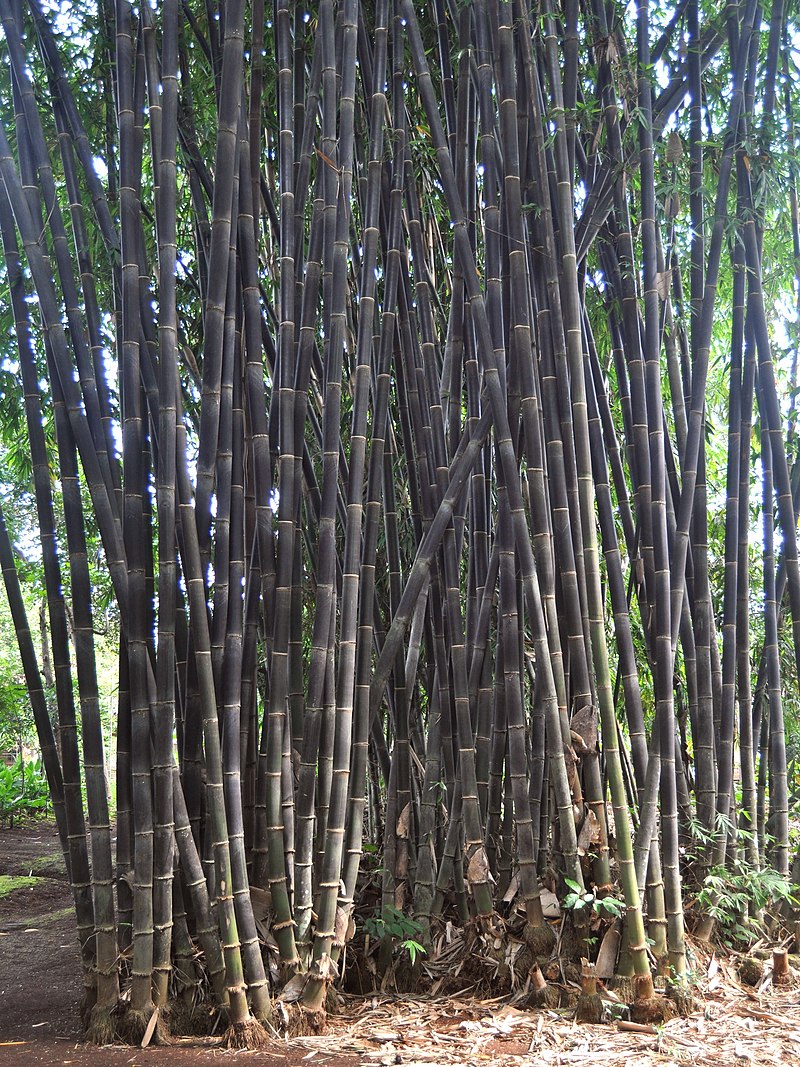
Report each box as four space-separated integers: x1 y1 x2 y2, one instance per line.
295 983 800 1065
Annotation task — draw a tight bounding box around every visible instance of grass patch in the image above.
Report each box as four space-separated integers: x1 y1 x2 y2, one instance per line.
42 905 73 922
24 905 74 926
28 852 67 877
0 874 40 897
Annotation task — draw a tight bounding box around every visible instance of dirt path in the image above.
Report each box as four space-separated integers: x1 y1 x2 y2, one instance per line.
0 822 358 1066
0 821 83 1049
1 821 799 1066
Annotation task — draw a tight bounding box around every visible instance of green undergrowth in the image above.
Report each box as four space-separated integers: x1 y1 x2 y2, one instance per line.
0 758 50 825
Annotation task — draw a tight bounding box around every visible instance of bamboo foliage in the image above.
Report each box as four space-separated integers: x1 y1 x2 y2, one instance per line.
0 0 799 1045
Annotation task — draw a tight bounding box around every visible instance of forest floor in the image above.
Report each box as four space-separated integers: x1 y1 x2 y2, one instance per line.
1 820 799 1066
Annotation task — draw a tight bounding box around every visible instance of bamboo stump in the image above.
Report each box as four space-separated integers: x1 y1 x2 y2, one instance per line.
576 959 605 1023
523 919 557 958
772 947 790 987
525 963 558 1008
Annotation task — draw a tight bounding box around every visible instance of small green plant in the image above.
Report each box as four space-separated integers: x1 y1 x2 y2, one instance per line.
563 878 627 919
696 864 798 944
364 905 427 965
686 810 733 854
0 756 49 826
685 813 798 944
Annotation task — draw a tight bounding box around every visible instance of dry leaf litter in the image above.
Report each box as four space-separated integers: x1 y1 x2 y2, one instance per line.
258 941 800 1067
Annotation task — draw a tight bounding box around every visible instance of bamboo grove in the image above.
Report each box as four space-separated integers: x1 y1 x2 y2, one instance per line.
0 0 799 1047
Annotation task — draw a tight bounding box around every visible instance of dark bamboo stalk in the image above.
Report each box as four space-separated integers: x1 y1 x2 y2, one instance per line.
150 0 180 1012
194 0 246 556
636 0 686 977
758 392 790 877
0 503 67 852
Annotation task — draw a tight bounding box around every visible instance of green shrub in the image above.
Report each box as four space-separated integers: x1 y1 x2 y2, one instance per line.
0 756 50 826
696 864 797 945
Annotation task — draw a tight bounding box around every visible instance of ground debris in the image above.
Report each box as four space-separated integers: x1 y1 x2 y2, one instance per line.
279 973 800 1067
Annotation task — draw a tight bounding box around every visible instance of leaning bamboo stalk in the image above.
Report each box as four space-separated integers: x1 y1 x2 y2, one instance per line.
0 175 97 1008
50 101 120 506
381 448 414 906
60 396 121 1034
758 383 790 878
171 767 226 1003
0 2 118 516
27 0 119 257
0 190 68 851
471 547 500 828
0 502 67 852
210 252 235 703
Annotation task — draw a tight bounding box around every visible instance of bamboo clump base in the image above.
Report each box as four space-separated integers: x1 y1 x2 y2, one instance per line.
166 971 800 1067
